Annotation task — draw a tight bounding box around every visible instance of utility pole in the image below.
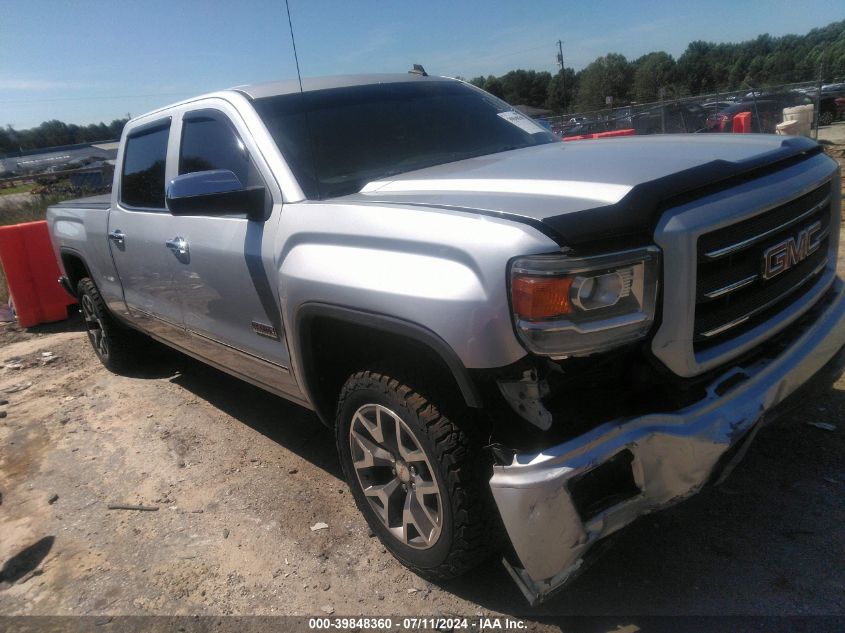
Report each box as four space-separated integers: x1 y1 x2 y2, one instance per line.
557 40 565 113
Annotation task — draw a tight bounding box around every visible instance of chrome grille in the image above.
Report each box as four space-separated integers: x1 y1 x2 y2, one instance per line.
694 183 832 348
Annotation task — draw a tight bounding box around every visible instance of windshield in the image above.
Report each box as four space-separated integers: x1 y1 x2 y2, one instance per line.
252 80 557 199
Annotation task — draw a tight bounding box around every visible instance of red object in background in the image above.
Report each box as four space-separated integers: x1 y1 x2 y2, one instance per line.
595 128 635 138
563 128 636 142
732 111 752 133
706 113 729 132
836 97 845 120
0 220 76 327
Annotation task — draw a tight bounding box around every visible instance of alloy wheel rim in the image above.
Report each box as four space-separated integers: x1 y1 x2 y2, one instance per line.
81 294 108 359
348 403 443 549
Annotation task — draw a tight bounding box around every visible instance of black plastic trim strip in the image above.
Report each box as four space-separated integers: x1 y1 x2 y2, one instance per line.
541 136 823 249
185 327 290 372
58 275 75 298
294 303 484 424
126 116 172 138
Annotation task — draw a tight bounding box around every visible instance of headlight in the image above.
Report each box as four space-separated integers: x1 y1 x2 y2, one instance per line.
510 246 660 357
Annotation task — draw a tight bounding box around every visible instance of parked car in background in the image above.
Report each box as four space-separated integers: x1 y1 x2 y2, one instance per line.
700 100 735 114
705 93 812 133
836 96 845 122
559 119 613 138
552 116 597 137
705 101 771 133
809 85 845 126
818 93 843 126
629 101 708 134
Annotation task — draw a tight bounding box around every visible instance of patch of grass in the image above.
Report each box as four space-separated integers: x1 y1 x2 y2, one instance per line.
0 182 37 196
0 193 72 227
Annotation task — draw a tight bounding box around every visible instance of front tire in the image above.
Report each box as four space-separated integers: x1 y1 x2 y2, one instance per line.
77 277 144 373
335 370 498 580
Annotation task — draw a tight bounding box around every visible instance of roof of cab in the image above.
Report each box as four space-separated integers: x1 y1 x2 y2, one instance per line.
128 74 457 126
231 73 454 100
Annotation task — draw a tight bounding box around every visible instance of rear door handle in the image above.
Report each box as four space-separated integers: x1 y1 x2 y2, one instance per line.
165 237 189 255
108 230 125 245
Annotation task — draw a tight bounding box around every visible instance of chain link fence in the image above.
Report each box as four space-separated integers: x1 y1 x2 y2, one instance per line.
546 75 845 140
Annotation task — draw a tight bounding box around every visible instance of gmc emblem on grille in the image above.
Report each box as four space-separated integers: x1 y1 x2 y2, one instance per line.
762 220 823 280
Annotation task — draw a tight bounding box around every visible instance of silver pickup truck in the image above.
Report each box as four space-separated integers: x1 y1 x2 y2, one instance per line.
47 73 844 603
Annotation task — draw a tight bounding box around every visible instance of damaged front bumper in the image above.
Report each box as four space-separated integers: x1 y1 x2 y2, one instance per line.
490 278 845 605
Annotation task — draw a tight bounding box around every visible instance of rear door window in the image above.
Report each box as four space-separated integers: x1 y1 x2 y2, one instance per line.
121 121 170 209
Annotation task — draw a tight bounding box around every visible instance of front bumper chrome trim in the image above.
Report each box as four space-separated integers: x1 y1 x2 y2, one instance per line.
490 277 845 604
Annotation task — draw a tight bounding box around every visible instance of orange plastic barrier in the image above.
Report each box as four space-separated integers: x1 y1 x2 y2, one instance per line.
732 112 752 133
563 128 636 141
595 128 636 138
0 220 76 327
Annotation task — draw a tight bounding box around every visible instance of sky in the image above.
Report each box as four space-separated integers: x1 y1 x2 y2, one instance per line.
1 0 842 129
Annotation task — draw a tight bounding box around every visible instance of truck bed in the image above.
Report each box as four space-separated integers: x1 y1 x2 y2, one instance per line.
52 193 111 210
46 195 121 310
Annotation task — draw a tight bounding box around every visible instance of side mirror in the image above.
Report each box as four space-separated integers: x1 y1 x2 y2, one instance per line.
165 169 267 221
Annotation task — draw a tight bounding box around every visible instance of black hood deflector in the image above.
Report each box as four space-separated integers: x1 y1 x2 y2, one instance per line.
541 135 823 250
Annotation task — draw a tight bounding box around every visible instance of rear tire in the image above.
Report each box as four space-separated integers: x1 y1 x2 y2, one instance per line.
336 369 499 580
77 277 144 373
819 111 834 126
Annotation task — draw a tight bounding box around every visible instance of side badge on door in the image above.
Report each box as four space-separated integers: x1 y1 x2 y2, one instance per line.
251 320 279 340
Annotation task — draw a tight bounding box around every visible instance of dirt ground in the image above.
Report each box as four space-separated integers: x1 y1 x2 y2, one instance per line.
1 148 845 631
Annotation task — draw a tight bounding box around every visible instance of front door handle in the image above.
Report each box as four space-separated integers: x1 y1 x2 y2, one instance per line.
108 230 125 245
165 237 189 255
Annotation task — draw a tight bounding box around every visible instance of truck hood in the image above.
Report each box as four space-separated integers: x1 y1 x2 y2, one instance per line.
341 134 822 248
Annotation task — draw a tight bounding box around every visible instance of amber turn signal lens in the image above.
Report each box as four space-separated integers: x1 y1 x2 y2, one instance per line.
512 275 574 320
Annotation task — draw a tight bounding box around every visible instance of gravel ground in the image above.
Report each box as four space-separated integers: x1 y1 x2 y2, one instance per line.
1 149 845 632
1 296 843 630
819 121 845 145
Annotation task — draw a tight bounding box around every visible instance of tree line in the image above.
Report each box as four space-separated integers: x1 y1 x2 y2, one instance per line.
0 118 128 155
469 19 845 114
3 19 844 152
